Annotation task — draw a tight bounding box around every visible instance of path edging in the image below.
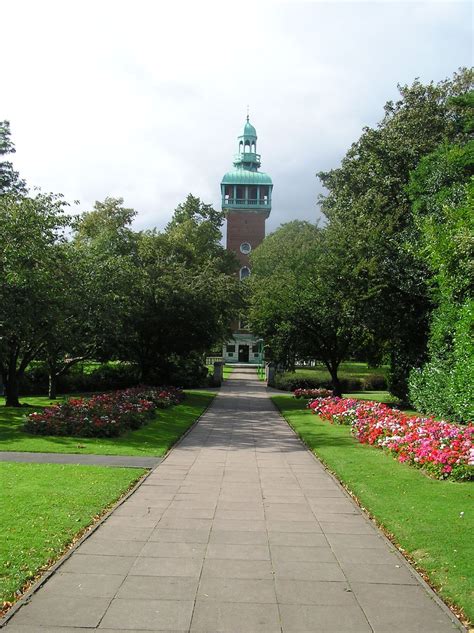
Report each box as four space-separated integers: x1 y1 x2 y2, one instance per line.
270 396 467 633
0 390 217 628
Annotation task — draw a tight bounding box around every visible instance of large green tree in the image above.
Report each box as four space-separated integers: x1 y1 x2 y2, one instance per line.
122 195 240 382
407 121 474 421
0 193 70 405
249 221 366 395
317 69 473 398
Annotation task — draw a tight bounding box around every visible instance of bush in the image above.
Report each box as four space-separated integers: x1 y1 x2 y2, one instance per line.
362 373 388 390
274 373 368 393
294 388 333 399
24 386 184 438
310 397 473 481
409 300 474 423
166 355 209 388
21 362 141 396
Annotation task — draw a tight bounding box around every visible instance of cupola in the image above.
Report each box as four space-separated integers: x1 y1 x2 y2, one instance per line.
221 115 273 216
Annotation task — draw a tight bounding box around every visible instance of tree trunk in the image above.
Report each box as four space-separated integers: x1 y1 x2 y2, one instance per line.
48 373 57 399
328 366 342 397
47 356 58 399
4 371 21 407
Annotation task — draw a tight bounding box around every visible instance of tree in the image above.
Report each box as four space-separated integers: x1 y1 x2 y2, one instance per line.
121 195 241 382
42 197 141 397
407 128 474 421
317 68 473 399
0 121 26 195
0 193 70 405
249 221 366 396
42 238 132 398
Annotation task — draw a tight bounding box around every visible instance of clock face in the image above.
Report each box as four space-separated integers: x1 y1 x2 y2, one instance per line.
240 242 251 254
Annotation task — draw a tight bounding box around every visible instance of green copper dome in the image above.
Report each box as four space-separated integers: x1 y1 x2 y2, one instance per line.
222 169 272 185
241 119 257 139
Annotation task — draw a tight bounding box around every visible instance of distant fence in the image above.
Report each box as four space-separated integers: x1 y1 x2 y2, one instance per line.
206 356 224 365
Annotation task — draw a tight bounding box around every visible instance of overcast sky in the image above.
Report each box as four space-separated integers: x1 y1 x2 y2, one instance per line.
2 1 472 233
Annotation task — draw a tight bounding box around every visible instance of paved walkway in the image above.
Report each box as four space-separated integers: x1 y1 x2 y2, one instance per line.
3 368 463 632
0 452 161 468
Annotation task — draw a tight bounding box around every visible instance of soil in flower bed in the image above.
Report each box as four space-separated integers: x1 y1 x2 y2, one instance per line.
1 462 145 613
273 395 474 625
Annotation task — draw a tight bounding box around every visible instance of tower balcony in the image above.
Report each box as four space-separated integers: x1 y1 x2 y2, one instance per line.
233 152 261 167
222 196 271 211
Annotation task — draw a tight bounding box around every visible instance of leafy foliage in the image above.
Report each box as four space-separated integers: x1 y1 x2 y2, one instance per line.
317 69 473 399
407 130 474 422
0 121 26 195
249 221 366 395
0 193 71 405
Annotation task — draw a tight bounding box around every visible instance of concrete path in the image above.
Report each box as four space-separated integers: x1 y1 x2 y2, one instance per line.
0 451 161 469
2 368 463 632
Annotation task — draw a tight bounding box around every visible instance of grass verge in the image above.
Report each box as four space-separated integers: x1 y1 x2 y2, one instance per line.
223 365 234 379
1 462 145 611
272 395 473 625
0 391 214 456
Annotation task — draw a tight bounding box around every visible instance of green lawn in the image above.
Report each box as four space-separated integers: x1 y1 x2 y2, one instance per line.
291 361 387 381
272 395 474 625
0 391 214 456
1 462 145 609
344 390 397 402
206 364 234 380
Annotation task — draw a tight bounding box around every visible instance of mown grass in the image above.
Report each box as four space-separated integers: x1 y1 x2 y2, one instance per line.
206 364 234 380
296 361 388 378
272 395 474 625
290 361 387 381
0 462 145 609
0 391 214 456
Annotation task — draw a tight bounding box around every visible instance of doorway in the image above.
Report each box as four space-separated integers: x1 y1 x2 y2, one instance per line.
238 345 249 362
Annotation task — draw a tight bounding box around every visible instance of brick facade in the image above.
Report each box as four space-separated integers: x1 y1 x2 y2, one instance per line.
226 211 266 268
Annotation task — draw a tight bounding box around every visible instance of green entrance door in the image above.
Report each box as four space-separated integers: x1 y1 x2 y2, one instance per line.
238 345 249 362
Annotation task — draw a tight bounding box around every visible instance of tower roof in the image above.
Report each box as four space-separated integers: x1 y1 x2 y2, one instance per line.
221 169 272 185
239 116 257 140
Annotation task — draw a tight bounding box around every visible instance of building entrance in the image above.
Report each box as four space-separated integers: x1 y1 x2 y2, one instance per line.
238 345 249 363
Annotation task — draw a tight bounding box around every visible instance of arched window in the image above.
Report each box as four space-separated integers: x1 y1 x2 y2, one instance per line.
251 142 255 153
244 141 250 153
239 140 243 153
240 266 251 280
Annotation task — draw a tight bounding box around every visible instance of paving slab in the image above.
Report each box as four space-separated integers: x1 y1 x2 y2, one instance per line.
2 367 465 632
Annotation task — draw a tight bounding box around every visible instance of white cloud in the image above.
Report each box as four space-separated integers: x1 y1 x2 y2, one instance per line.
2 0 472 232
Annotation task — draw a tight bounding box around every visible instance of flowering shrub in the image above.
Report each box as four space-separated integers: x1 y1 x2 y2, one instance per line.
309 397 473 481
294 388 333 399
24 386 184 438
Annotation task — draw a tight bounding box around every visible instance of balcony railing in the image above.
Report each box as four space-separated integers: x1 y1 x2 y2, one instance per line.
222 197 271 207
233 152 261 165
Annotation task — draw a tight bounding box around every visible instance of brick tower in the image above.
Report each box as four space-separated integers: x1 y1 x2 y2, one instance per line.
221 115 273 364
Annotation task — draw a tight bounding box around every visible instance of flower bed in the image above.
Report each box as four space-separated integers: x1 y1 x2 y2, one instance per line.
24 386 184 438
294 388 333 399
307 397 473 481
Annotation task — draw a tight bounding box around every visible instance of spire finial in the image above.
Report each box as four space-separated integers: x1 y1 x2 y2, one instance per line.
246 105 249 122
